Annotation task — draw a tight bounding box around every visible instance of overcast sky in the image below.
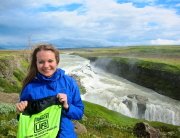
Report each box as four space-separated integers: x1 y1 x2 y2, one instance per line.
0 0 180 49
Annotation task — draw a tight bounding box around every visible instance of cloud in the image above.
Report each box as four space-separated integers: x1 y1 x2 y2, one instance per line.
150 38 180 45
0 0 179 49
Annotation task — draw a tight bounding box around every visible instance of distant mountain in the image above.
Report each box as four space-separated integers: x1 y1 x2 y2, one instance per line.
0 38 110 50
0 46 6 50
0 44 26 50
50 38 108 49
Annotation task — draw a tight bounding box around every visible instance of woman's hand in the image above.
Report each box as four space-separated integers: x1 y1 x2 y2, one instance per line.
16 101 28 113
57 93 69 110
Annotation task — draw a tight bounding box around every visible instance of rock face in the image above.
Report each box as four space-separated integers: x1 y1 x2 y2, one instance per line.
92 57 180 100
133 122 160 138
127 94 148 118
74 121 87 134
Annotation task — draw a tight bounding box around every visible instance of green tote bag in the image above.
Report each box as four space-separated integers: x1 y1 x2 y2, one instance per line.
17 96 62 138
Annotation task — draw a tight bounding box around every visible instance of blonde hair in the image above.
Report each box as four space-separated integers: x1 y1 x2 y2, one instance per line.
22 43 60 88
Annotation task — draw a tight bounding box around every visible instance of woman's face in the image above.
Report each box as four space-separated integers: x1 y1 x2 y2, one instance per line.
36 50 58 77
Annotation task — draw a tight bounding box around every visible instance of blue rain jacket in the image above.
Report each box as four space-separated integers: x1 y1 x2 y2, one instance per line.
20 68 84 138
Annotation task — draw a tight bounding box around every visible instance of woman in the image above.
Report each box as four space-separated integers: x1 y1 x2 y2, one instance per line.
16 43 84 138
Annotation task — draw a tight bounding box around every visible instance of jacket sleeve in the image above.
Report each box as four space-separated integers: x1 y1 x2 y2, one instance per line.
20 85 32 101
63 77 84 120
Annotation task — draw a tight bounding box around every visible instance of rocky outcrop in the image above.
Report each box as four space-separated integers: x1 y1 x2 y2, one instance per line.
133 122 160 138
92 57 180 100
128 94 148 118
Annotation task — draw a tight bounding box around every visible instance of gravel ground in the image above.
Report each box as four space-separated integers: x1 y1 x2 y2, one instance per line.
0 92 19 104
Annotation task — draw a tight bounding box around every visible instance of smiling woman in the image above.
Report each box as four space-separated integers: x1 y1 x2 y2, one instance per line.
16 43 84 138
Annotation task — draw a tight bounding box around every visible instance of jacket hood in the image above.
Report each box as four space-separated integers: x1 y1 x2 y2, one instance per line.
35 68 65 82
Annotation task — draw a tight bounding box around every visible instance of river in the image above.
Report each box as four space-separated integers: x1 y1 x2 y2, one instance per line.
59 54 180 126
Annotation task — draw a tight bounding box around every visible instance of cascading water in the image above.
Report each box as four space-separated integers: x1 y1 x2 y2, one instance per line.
60 54 180 126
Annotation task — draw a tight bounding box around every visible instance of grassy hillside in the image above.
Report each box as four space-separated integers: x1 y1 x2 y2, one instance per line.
79 101 180 138
0 50 29 93
0 101 179 138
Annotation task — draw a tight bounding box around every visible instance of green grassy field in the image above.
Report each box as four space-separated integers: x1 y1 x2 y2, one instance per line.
64 45 180 68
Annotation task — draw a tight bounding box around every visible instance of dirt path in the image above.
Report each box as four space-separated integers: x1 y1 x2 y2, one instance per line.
0 92 19 104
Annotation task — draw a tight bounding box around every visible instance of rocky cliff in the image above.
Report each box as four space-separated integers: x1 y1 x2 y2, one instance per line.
91 57 180 100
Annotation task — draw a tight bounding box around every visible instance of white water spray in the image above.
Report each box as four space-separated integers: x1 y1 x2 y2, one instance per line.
60 54 180 126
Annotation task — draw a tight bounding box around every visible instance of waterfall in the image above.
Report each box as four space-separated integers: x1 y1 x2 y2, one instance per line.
145 104 178 125
60 54 180 126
